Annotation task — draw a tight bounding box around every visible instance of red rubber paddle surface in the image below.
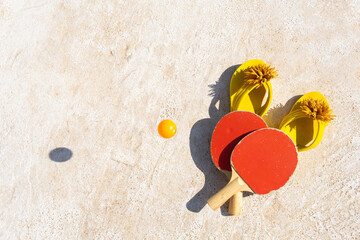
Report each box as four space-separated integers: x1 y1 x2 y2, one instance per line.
211 111 267 172
231 128 298 194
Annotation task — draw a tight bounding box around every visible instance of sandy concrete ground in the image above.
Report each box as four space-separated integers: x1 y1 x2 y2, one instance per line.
0 0 359 239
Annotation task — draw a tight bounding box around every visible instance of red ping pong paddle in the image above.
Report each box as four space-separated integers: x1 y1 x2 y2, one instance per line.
208 128 298 211
210 111 267 215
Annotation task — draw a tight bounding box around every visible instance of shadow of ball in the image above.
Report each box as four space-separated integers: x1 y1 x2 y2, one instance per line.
49 147 73 162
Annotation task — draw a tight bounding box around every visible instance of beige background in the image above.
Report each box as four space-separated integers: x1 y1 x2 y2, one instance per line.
1 0 359 239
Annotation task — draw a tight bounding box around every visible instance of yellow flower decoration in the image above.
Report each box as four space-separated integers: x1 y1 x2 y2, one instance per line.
243 64 278 88
300 99 335 122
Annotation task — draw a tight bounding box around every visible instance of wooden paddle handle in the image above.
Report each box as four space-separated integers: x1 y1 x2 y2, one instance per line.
228 192 243 215
207 178 246 211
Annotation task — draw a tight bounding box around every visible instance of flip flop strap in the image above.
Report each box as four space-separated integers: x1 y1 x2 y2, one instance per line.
300 120 325 152
258 81 272 117
279 109 325 152
231 82 272 117
231 84 256 112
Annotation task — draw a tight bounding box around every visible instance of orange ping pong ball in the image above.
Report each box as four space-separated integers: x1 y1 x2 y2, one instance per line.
158 119 177 138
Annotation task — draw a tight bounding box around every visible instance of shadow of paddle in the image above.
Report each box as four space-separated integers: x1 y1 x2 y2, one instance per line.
187 64 247 215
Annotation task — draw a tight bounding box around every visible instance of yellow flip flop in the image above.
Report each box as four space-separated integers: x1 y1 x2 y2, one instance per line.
230 59 278 117
279 92 335 152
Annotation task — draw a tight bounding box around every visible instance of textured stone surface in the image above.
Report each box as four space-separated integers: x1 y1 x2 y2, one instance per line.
0 0 359 239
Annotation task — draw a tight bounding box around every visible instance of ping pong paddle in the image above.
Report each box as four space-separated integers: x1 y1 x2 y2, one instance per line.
210 111 267 215
208 128 298 211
